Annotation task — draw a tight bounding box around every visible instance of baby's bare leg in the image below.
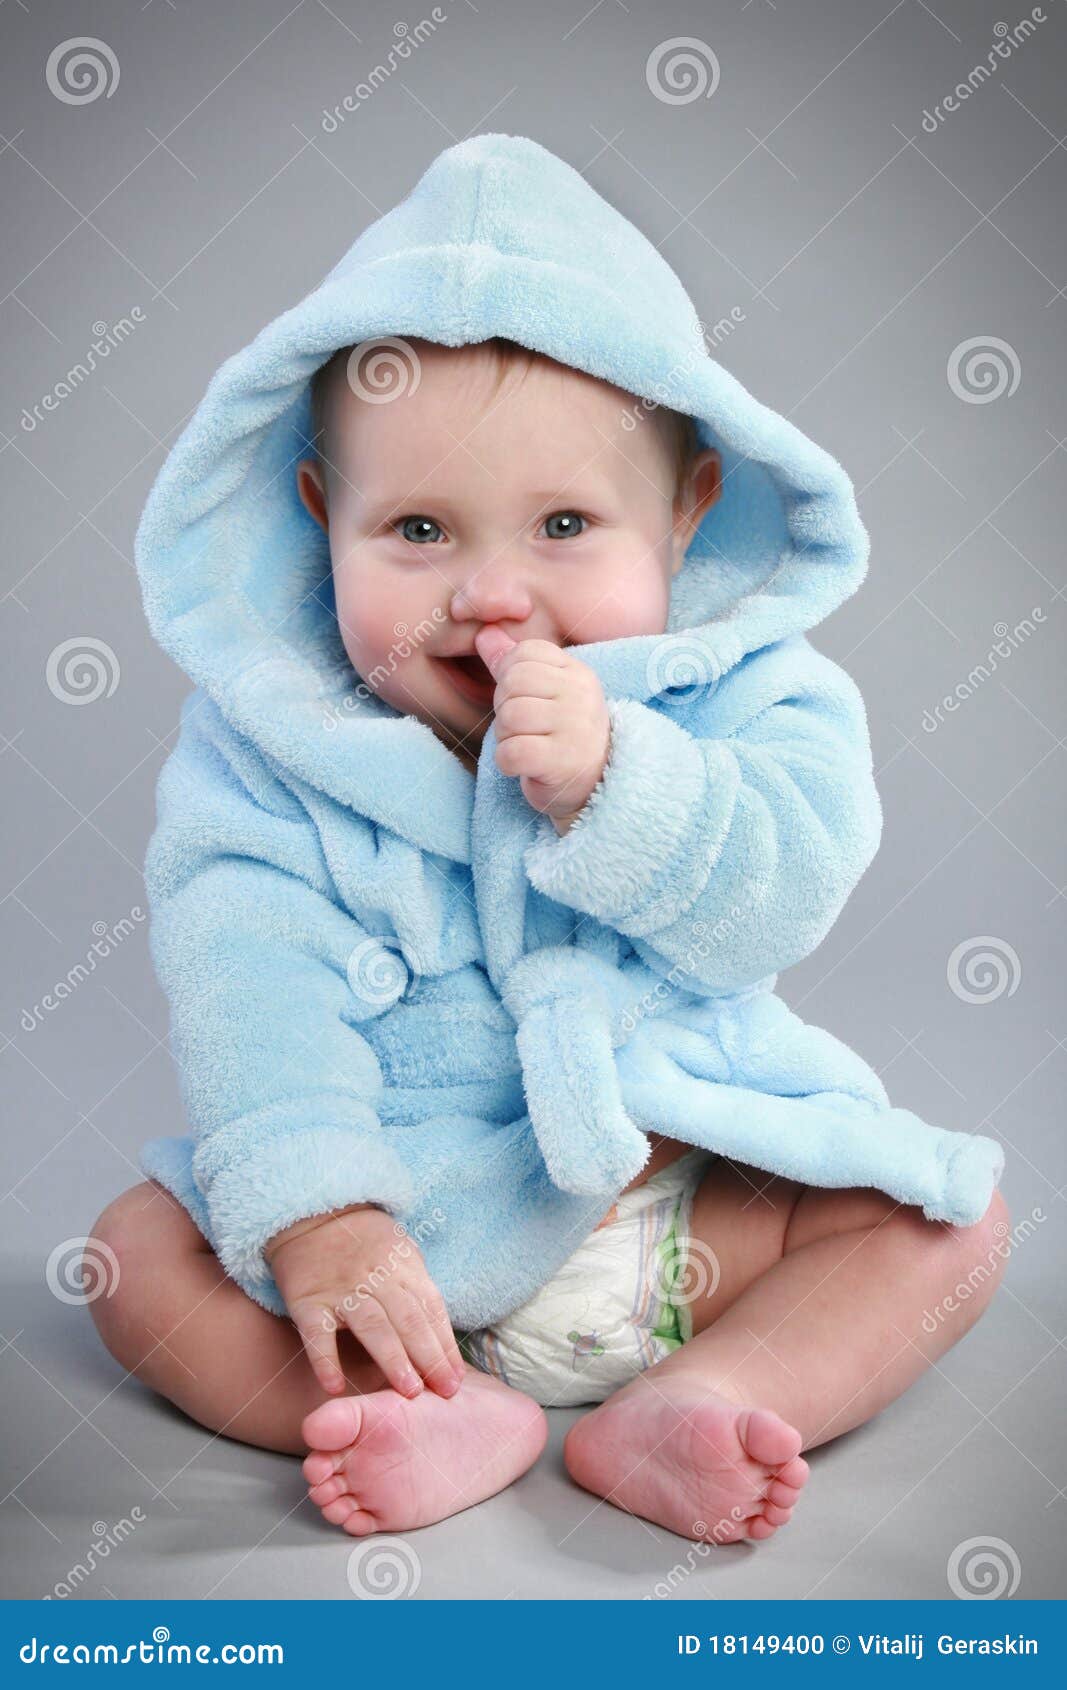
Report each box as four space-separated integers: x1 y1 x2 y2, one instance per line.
88 1180 389 1453
89 1179 549 1531
565 1160 1010 1541
677 1166 1010 1445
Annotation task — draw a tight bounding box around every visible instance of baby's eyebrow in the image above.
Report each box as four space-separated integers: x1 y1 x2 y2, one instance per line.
525 483 614 507
358 489 455 519
359 480 618 519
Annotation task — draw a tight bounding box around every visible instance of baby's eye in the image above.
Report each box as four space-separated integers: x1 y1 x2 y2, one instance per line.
542 511 586 540
395 515 444 544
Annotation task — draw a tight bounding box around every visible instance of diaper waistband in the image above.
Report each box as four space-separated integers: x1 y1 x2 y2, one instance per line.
604 1145 715 1226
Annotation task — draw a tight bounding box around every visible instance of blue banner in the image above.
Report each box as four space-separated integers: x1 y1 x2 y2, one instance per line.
2 1600 1063 1683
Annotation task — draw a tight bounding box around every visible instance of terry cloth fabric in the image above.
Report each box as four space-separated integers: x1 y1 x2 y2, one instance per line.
133 133 1003 1332
457 1145 718 1407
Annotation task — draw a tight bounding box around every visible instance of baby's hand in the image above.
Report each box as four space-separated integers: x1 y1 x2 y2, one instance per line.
475 626 610 833
264 1204 464 1400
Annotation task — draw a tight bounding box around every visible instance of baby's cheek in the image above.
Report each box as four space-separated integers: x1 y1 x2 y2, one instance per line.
334 572 420 688
334 577 421 716
563 562 671 645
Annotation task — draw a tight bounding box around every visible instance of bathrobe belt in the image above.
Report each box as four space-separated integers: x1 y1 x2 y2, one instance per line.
497 946 656 1198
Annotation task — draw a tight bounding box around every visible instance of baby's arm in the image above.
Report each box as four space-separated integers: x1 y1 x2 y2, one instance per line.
515 635 884 994
477 630 1002 1227
145 691 450 1374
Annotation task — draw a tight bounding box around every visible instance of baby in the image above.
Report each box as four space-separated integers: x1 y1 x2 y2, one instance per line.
90 331 1007 1547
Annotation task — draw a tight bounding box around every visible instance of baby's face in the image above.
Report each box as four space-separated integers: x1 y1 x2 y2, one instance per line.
297 340 719 773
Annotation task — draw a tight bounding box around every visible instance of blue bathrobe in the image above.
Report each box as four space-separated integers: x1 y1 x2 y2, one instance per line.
135 133 1003 1331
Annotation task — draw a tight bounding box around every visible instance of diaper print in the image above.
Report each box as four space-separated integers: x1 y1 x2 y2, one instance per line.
567 1329 607 1369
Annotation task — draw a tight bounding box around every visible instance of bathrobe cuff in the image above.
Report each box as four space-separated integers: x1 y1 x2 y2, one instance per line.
523 696 731 931
191 1097 415 1306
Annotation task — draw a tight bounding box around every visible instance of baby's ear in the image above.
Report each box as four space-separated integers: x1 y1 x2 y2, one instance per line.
671 448 721 568
296 457 329 532
684 448 722 521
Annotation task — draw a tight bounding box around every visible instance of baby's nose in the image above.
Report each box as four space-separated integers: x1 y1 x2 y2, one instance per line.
450 563 534 625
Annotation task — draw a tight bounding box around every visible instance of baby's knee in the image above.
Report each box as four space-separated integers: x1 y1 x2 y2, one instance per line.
86 1181 197 1367
957 1185 1011 1292
925 1186 1011 1330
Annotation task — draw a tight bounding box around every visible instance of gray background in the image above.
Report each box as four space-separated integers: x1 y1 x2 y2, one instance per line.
2 0 1063 1602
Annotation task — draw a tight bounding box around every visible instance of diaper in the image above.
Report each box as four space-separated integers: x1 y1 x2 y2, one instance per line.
457 1146 717 1407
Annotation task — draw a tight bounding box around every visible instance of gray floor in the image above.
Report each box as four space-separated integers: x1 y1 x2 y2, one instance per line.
2 1244 1061 1600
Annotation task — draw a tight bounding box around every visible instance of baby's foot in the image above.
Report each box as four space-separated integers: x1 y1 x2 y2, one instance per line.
563 1376 809 1543
301 1368 547 1535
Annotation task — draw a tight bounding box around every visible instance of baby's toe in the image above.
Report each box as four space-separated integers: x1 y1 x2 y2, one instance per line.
777 1454 809 1490
747 1515 779 1540
764 1478 802 1509
303 1395 363 1452
321 1494 361 1526
342 1509 379 1536
303 1450 342 1487
308 1474 347 1506
761 1503 794 1528
738 1407 802 1469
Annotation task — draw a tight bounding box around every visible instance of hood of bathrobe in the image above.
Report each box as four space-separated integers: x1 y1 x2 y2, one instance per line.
133 132 869 861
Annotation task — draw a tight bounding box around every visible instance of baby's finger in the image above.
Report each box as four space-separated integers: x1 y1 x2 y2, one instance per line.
493 658 566 702
473 624 518 678
494 696 557 742
292 1305 346 1395
503 637 568 668
414 1280 466 1384
385 1286 461 1396
494 733 557 781
341 1294 424 1398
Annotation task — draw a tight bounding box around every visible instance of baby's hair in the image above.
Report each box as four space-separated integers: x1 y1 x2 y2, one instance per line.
307 335 698 492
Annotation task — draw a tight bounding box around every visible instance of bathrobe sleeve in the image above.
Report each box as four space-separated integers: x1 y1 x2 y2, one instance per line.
522 637 883 995
142 692 414 1303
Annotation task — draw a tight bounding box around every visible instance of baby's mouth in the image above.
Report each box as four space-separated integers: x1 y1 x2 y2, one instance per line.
435 651 497 707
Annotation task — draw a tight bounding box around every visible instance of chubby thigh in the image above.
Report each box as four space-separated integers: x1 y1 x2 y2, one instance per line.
682 1158 906 1339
